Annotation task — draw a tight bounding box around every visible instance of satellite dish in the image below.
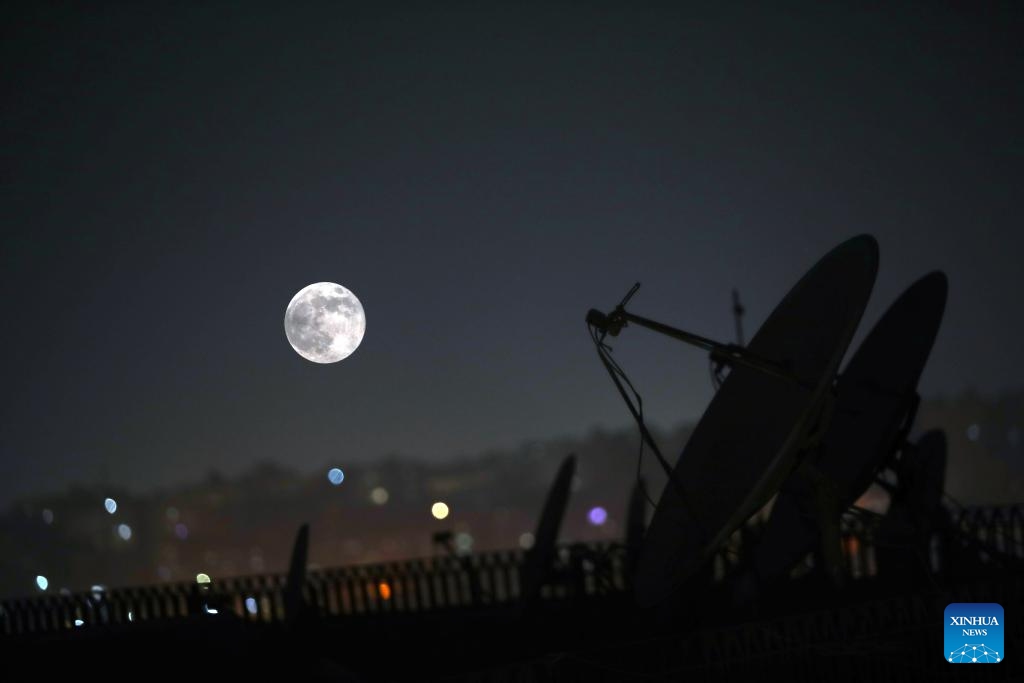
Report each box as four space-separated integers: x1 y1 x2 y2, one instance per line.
748 272 947 585
875 430 948 577
625 477 648 580
284 523 310 623
519 454 576 605
635 235 879 607
893 429 948 525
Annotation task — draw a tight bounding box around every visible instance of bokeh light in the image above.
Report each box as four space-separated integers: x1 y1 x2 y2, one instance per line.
431 502 449 520
174 523 189 540
41 509 54 525
165 507 179 521
196 573 211 584
117 523 132 540
327 468 345 485
518 532 535 550
967 423 980 441
245 597 258 615
587 506 608 526
370 487 389 505
455 532 474 554
378 582 392 600
35 575 48 591
104 498 117 514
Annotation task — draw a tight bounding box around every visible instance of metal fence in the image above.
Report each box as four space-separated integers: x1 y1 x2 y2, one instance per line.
2 505 1021 638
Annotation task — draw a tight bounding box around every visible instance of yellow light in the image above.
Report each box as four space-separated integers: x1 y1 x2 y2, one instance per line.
378 582 392 600
196 573 211 584
431 502 449 520
370 487 389 505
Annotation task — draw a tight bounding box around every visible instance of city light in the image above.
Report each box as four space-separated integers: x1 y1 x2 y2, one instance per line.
35 575 48 591
327 468 345 485
175 523 189 540
104 498 117 514
370 487 389 505
518 532 535 550
245 597 258 615
431 502 449 520
378 582 392 600
196 573 211 584
587 506 608 526
117 523 132 540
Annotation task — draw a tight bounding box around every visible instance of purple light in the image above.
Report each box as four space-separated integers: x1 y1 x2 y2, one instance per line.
174 523 189 540
588 506 608 526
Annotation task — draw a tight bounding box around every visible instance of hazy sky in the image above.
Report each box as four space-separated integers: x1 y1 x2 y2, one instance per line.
2 2 1021 503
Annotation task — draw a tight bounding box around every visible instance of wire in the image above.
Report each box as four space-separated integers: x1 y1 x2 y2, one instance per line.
587 321 707 538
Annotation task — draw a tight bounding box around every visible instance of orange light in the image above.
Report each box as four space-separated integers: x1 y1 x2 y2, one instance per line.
378 581 392 600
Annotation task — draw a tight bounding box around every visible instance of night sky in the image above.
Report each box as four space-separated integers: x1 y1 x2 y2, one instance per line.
2 2 1022 504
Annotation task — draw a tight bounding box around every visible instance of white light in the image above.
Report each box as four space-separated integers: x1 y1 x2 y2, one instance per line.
127 611 134 622
104 498 117 514
518 532 535 550
203 605 219 615
117 523 132 540
35 575 48 591
196 573 211 584
967 423 980 441
327 468 345 485
370 487 389 505
74 619 84 627
42 509 54 525
431 502 449 520
245 597 258 615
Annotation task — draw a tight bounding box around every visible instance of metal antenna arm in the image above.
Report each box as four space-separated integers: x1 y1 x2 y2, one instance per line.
614 309 808 388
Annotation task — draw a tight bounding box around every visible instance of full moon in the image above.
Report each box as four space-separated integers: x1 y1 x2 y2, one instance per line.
284 282 366 363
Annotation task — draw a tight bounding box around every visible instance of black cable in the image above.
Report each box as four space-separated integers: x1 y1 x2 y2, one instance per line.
587 321 708 540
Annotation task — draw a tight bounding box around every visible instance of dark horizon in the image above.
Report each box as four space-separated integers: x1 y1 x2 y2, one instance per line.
3 2 1023 505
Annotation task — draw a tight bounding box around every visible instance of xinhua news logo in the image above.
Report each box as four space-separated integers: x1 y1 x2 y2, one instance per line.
945 603 1004 664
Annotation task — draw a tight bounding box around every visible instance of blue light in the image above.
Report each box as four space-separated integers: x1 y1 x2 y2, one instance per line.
327 468 345 485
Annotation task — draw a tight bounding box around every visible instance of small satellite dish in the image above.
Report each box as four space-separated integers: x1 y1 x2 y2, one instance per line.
875 430 948 577
519 454 576 605
284 523 310 623
896 429 948 524
748 272 947 585
635 235 879 607
625 477 648 580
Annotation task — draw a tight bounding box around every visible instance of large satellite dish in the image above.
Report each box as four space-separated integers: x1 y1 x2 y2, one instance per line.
632 235 878 606
749 272 947 585
519 455 576 605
